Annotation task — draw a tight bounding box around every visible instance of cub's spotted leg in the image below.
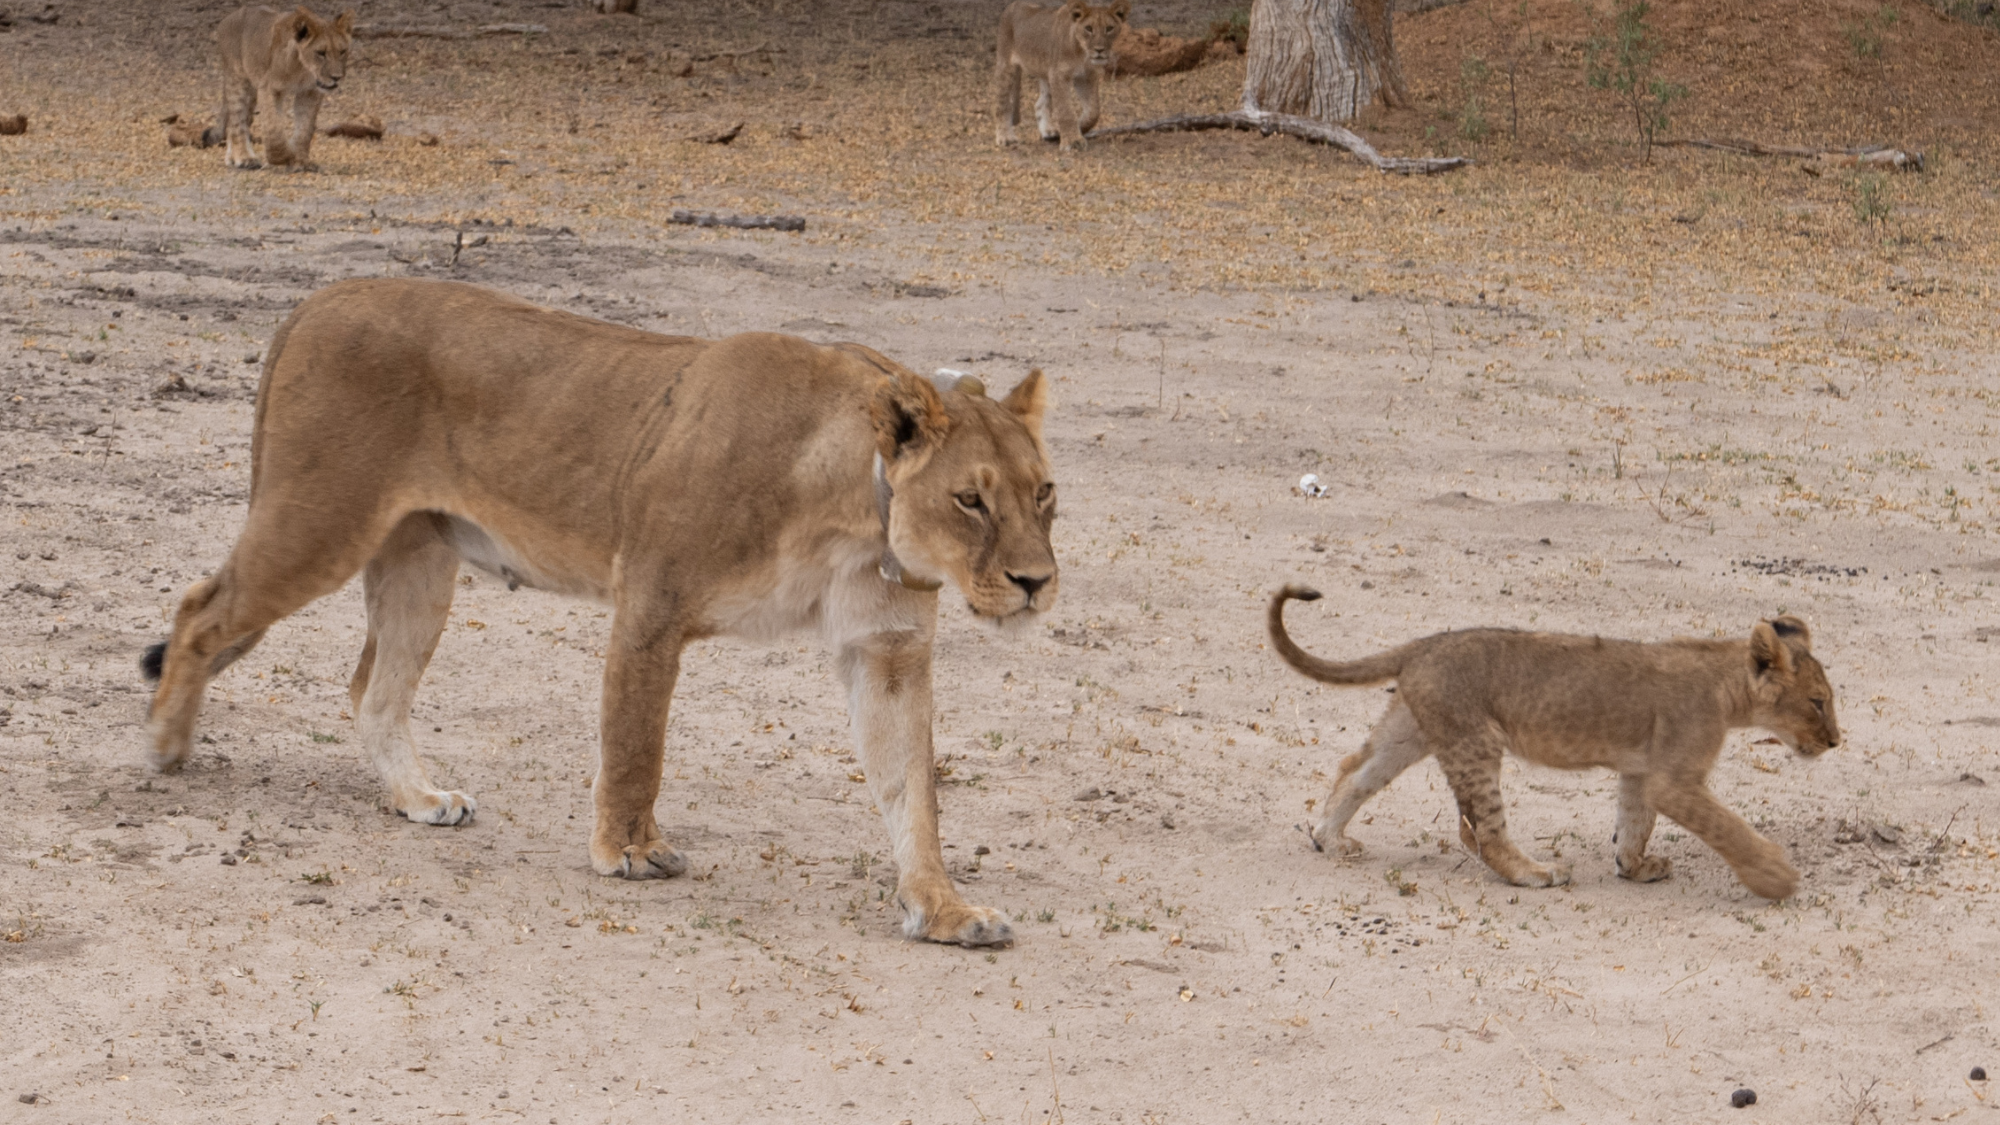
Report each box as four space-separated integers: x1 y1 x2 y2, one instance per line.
1308 697 1428 856
1613 773 1671 882
282 87 325 171
1073 70 1103 134
993 58 1024 144
589 605 688 880
350 513 475 826
1644 775 1797 900
840 628 1011 947
222 75 261 169
1033 79 1057 141
1438 739 1571 888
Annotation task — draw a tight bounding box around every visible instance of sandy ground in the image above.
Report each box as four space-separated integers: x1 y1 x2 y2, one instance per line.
7 2 2000 1124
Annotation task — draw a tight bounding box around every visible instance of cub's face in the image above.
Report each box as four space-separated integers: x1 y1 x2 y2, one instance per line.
1064 0 1129 66
1748 616 1841 756
294 9 354 91
875 371 1058 621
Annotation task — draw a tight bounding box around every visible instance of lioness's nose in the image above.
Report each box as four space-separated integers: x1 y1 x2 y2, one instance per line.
1008 572 1050 598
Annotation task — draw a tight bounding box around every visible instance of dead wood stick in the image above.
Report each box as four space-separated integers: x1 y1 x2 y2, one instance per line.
1660 137 1924 171
358 22 547 39
668 210 805 232
1086 110 1469 175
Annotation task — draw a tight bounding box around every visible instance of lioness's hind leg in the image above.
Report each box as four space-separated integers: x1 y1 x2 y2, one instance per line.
994 60 1023 144
1309 698 1427 857
1614 773 1671 882
1439 740 1571 888
354 513 474 827
1034 80 1057 141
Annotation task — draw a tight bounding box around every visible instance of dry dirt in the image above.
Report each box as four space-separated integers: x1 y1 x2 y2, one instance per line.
6 1 2000 1123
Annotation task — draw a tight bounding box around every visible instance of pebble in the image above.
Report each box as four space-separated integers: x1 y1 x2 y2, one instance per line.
220 854 237 866
1730 1088 1757 1109
1973 1067 1988 1081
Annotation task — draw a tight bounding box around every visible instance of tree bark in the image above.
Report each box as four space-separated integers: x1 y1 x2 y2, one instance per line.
1243 0 1406 123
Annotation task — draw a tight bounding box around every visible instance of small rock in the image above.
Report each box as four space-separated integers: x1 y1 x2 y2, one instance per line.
972 845 990 856
220 854 237 865
292 895 327 906
1160 812 1177 830
0 115 27 136
18 1092 43 1104
1073 786 1103 802
417 133 439 146
1973 1067 1988 1081
1960 772 1987 787
1730 1088 1756 1108
242 353 261 365
1872 823 1903 846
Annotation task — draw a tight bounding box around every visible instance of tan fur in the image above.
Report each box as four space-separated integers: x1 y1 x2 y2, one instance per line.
213 5 354 171
142 279 1058 948
993 0 1129 151
1269 586 1840 900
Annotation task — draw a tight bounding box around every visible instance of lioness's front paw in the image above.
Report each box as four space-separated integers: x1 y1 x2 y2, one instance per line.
145 722 191 773
228 159 263 171
908 901 1014 948
592 838 687 880
1616 853 1673 883
400 790 476 826
1059 136 1087 153
996 126 1019 146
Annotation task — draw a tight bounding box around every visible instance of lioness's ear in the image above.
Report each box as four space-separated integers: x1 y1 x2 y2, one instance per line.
1750 621 1794 678
1002 368 1049 437
872 373 950 462
291 9 316 39
1111 0 1131 20
334 11 354 33
1768 614 1812 649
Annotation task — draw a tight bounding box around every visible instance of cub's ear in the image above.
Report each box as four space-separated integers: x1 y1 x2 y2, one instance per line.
1069 1 1089 19
1767 614 1812 649
1001 368 1049 437
1750 620 1795 678
333 10 354 33
290 9 316 39
1111 0 1131 20
871 372 950 462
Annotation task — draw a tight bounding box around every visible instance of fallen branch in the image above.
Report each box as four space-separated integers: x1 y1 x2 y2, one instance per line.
1660 137 1924 172
358 22 547 40
668 210 805 232
1086 110 1469 174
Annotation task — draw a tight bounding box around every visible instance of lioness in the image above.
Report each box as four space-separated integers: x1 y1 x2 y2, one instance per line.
214 4 354 170
1268 587 1840 900
993 0 1129 151
141 279 1058 948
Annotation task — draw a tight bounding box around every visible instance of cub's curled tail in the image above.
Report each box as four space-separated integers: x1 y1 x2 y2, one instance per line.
1266 586 1410 686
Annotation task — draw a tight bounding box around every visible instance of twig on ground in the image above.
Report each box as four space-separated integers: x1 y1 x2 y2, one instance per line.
1086 110 1469 174
1660 138 1923 172
358 22 546 40
668 210 805 232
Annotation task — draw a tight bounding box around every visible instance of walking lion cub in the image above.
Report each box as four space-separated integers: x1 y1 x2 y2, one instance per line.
213 4 354 170
1268 587 1840 900
993 0 1129 151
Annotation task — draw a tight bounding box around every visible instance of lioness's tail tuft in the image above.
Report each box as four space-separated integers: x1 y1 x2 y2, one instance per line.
1266 586 1405 686
140 641 167 684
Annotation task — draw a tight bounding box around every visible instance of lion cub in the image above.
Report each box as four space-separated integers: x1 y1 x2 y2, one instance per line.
993 0 1129 152
213 4 355 171
1268 587 1840 900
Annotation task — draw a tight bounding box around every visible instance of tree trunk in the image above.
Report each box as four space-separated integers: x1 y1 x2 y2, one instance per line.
1243 0 1406 123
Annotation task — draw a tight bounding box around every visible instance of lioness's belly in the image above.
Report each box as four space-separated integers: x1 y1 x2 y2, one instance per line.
443 515 609 602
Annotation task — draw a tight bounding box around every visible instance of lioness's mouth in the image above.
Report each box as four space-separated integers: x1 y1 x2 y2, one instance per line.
318 80 340 90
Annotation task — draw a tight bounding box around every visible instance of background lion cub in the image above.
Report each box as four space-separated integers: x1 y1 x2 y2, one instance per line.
1269 587 1840 900
993 0 1129 152
214 4 354 171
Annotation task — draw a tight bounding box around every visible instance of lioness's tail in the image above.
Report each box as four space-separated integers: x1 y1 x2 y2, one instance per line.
1267 585 1407 686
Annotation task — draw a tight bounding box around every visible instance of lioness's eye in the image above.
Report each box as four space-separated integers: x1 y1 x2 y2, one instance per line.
1811 698 1826 713
1036 482 1054 505
956 491 984 511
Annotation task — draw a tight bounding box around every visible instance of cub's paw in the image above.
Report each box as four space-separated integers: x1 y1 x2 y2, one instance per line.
996 126 1019 146
1616 853 1673 883
145 726 191 773
227 159 263 171
907 901 1014 948
400 790 476 826
1509 861 1572 888
1304 823 1364 856
1739 857 1799 901
1059 136 1087 153
593 839 687 880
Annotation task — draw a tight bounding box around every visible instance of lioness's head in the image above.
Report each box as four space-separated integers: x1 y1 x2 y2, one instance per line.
1748 616 1840 756
871 368 1057 621
1063 0 1130 67
280 6 354 92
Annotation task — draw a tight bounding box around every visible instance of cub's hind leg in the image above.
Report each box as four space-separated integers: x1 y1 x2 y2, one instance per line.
351 512 474 826
1034 79 1057 140
222 74 261 169
1308 697 1428 856
1437 736 1571 888
1613 773 1672 882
